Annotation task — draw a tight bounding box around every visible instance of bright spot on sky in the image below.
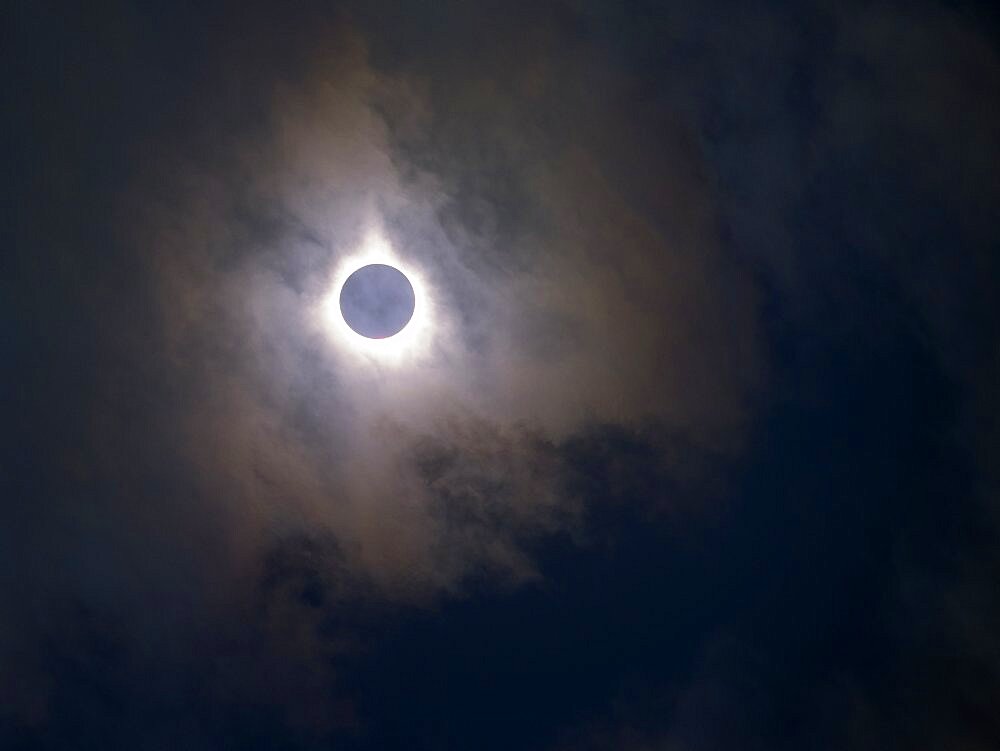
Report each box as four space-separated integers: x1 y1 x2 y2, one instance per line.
319 232 432 362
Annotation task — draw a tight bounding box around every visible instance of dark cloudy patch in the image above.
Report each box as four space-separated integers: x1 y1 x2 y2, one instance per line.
0 534 363 750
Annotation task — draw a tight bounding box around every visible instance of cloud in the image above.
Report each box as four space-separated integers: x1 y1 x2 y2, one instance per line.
531 2 1000 748
3 6 762 738
111 7 762 604
6 2 997 748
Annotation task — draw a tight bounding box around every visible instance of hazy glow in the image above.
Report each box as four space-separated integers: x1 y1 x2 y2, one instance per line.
319 232 432 363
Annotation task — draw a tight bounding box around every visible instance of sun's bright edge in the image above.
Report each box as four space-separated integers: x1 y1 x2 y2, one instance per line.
318 232 432 363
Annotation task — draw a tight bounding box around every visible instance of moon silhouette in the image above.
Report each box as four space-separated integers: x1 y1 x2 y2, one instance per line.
339 263 416 339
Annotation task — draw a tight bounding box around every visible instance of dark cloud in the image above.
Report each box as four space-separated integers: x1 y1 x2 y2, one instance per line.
4 0 999 749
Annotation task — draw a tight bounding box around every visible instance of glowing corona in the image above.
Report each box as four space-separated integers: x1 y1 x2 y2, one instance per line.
318 232 432 363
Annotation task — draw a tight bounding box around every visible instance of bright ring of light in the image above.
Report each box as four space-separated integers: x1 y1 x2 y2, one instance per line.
319 232 432 363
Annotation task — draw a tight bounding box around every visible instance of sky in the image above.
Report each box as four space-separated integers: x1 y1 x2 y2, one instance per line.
4 1 1000 749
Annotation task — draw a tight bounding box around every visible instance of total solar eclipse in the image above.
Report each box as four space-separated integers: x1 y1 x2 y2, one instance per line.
339 263 416 339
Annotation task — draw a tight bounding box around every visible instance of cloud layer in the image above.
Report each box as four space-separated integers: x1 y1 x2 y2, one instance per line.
4 1 999 748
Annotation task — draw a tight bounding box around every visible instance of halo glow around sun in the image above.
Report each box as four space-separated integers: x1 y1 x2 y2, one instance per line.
319 232 432 363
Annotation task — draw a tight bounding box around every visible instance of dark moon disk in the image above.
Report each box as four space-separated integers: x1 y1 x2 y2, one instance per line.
339 263 416 339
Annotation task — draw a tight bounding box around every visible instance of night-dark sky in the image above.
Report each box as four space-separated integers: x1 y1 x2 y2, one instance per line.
5 1 1000 749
